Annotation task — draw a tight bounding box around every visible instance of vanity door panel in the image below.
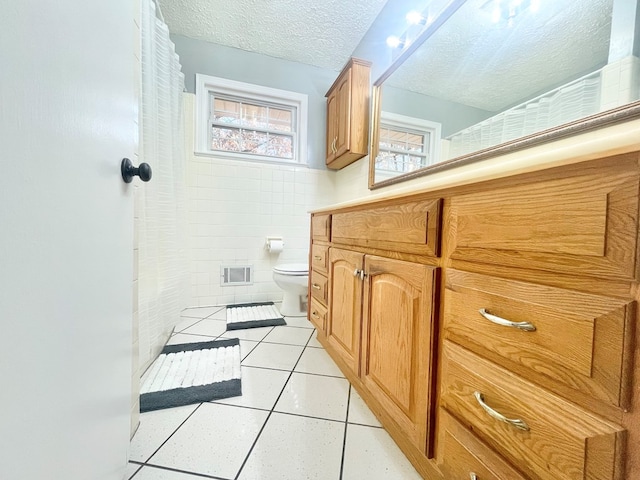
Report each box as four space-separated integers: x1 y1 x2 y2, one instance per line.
327 248 364 376
361 256 439 456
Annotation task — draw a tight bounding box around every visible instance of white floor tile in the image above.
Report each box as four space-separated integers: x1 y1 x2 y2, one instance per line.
237 412 344 480
149 403 268 479
207 307 228 321
282 316 314 328
215 366 290 410
166 333 217 345
294 347 344 377
275 372 349 421
263 325 313 346
348 387 382 427
129 405 199 462
239 339 260 360
124 462 141 479
131 465 205 479
342 424 423 480
307 330 323 348
179 319 227 338
180 306 224 319
172 317 201 333
220 326 274 341
241 342 304 370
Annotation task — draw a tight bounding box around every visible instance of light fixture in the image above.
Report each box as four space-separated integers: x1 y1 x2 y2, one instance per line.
490 0 540 26
386 35 405 49
406 10 426 25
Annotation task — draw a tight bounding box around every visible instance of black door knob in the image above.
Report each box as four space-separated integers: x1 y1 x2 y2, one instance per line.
121 158 152 183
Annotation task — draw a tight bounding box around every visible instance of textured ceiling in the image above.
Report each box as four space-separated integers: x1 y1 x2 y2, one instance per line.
157 0 389 71
157 0 613 111
387 0 613 111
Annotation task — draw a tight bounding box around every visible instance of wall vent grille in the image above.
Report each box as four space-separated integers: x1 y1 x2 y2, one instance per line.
221 265 253 286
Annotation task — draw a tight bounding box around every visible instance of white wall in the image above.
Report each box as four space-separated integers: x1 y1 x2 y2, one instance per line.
183 94 335 307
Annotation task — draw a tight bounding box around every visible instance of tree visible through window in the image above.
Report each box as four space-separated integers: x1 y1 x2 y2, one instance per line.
196 74 308 164
210 96 295 160
376 125 430 173
375 112 441 174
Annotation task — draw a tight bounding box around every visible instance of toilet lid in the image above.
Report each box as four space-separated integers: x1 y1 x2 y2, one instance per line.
273 263 308 275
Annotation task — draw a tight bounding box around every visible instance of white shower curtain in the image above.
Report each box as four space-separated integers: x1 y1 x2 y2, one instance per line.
138 0 188 370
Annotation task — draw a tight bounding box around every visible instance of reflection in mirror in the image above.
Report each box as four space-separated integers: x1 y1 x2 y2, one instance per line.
370 0 640 189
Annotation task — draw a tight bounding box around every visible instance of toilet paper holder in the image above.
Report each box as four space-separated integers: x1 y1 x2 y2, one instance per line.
265 237 284 253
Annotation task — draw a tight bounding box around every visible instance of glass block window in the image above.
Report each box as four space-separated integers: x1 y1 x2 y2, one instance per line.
196 74 308 164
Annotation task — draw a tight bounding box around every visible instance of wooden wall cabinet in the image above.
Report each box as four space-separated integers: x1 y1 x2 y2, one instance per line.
325 58 371 170
309 152 640 480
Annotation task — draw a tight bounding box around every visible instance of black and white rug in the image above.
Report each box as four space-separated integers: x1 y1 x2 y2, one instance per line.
226 301 286 330
140 338 242 413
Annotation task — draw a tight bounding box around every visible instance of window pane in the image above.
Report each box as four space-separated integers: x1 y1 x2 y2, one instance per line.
242 103 268 128
269 107 293 132
213 98 241 125
211 126 243 152
266 133 293 158
241 130 269 153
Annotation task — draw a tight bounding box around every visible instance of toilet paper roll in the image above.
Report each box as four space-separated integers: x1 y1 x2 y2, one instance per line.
267 239 284 253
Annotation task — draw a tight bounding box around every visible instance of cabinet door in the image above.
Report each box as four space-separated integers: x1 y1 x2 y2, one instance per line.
334 69 351 158
327 247 364 376
361 256 439 456
326 90 338 164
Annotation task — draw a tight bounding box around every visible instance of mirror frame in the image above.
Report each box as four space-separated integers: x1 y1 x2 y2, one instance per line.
369 0 640 190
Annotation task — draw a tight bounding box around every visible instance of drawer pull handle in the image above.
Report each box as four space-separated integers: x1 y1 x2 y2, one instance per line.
479 308 536 332
474 391 529 431
311 283 321 290
313 255 322 260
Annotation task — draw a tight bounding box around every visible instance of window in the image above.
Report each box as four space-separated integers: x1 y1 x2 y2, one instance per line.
196 74 308 164
375 112 441 174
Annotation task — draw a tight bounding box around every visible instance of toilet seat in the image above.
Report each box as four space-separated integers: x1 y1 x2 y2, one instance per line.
273 263 308 276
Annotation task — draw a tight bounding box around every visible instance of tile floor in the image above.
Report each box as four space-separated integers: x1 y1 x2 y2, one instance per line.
126 305 423 480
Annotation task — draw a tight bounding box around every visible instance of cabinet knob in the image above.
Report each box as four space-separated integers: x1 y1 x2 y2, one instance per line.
470 474 478 480
353 269 360 277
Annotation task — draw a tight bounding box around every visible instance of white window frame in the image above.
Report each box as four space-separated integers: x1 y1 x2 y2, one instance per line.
377 111 442 172
195 73 308 165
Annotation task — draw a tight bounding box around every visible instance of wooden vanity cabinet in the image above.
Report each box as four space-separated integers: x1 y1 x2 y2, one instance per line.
321 198 442 458
310 152 640 480
325 58 371 170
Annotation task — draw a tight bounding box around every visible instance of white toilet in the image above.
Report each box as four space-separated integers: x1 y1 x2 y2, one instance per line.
272 263 309 317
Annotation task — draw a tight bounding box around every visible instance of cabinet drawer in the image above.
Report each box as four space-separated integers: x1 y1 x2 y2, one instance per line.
332 198 441 256
437 409 527 480
311 245 329 274
444 269 634 408
310 270 328 304
309 298 327 331
449 160 639 280
440 341 625 480
311 214 331 242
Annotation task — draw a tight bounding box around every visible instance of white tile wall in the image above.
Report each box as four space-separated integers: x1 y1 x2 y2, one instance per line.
183 94 335 307
600 55 640 111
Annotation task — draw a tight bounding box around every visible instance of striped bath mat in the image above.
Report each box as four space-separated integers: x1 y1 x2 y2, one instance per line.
140 338 242 412
226 301 286 330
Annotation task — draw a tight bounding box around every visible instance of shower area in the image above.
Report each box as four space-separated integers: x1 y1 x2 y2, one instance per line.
132 0 189 426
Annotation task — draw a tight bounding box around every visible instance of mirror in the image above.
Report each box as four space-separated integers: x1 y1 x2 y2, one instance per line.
369 0 640 189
